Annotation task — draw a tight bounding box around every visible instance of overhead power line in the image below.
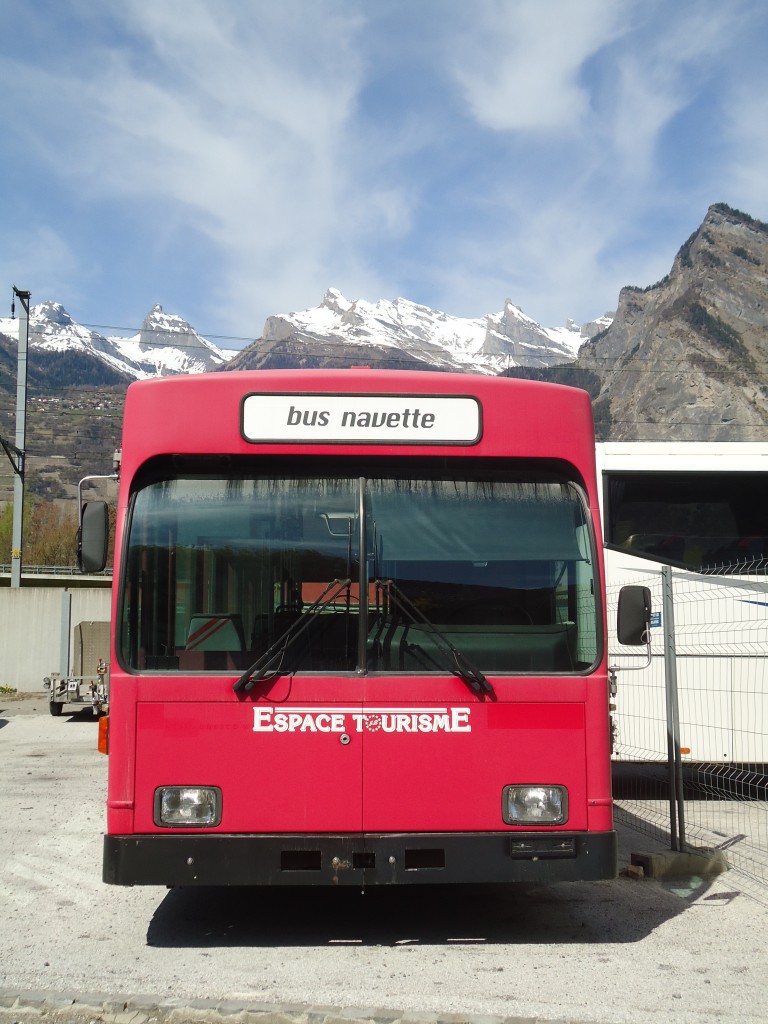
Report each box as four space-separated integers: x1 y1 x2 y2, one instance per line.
79 322 257 345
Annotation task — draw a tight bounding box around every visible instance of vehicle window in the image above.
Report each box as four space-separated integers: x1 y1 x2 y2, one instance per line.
366 477 597 671
605 472 768 571
120 460 599 674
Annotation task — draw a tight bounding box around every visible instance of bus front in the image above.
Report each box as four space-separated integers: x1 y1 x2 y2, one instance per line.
101 370 617 886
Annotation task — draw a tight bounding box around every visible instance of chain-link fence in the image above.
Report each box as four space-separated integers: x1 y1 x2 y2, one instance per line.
608 562 768 904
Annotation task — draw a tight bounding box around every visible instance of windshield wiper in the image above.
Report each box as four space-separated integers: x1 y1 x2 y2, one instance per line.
234 578 352 693
375 579 495 698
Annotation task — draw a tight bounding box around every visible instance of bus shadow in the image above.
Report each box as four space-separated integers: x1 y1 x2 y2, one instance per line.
146 867 695 949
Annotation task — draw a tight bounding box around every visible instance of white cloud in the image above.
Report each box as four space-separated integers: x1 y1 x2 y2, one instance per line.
424 200 618 327
604 2 747 178
448 0 630 134
2 0 768 339
421 0 767 326
0 2 401 332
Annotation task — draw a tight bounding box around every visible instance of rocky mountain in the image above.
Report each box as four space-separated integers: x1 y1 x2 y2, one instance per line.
0 293 606 506
576 203 768 440
117 304 234 376
226 288 607 375
0 294 607 387
0 303 233 505
0 302 233 382
3 200 768 513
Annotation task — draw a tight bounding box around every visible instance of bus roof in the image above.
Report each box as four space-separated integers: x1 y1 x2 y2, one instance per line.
596 440 768 473
120 369 597 487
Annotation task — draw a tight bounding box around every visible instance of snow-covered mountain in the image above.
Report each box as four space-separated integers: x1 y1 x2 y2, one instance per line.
229 289 610 375
112 304 235 376
0 302 234 379
0 294 611 383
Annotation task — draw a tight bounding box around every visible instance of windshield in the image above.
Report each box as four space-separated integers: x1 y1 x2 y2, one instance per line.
120 458 599 675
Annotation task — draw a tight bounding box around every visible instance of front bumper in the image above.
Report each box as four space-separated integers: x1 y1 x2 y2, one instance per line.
104 830 617 886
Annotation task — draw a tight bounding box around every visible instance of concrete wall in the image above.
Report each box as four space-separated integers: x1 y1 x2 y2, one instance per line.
0 588 112 691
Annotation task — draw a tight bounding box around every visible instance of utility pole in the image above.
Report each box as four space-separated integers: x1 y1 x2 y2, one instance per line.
10 287 30 588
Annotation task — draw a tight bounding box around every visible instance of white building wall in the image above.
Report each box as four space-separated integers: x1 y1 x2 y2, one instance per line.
0 588 112 692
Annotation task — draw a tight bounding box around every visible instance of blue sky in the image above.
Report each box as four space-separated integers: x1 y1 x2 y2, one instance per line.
2 0 767 346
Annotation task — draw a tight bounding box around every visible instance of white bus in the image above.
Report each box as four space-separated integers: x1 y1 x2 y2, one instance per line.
596 442 768 764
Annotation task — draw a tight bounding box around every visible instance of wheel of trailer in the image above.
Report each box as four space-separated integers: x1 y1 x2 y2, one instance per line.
49 700 64 716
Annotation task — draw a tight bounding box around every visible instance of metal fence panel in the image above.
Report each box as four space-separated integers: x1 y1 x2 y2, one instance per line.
608 563 768 904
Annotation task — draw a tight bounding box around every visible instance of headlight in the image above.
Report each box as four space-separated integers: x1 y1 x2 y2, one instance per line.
154 786 222 827
502 785 568 825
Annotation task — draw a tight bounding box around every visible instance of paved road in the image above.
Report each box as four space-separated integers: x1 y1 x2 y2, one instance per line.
1 694 767 1024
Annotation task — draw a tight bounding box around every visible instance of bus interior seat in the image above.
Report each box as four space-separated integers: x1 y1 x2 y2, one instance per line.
186 613 245 652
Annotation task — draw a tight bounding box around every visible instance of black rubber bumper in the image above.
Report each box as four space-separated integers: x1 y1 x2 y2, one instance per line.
103 830 617 886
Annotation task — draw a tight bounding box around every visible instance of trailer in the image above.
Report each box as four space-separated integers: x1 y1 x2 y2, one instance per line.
43 619 110 716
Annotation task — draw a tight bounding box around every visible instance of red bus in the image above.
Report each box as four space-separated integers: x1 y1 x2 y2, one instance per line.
80 369 648 887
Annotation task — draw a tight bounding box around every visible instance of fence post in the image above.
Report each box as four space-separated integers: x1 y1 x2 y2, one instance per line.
661 565 686 850
60 590 72 678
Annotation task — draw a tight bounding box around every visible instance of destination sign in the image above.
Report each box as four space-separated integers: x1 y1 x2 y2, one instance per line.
241 392 482 444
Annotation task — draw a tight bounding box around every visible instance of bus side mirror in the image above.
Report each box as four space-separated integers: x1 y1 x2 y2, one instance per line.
617 585 652 645
78 501 109 573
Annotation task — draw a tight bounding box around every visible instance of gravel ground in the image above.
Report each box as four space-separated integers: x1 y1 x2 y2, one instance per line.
1 693 767 1024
